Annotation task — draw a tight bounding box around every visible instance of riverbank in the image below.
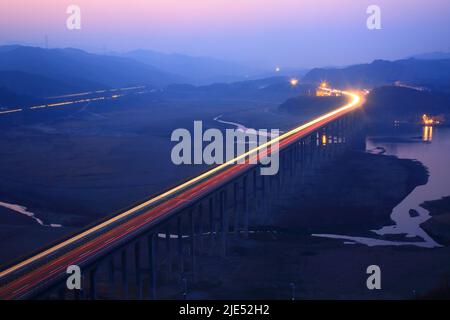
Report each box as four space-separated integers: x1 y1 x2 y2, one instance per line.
274 151 428 235
421 197 450 246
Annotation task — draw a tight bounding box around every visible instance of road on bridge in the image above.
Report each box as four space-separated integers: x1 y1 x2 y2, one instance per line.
0 88 363 299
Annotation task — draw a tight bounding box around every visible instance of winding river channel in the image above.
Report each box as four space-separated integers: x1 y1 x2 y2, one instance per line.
315 126 450 248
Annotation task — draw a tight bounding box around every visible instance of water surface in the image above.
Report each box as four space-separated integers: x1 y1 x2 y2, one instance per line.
315 126 450 248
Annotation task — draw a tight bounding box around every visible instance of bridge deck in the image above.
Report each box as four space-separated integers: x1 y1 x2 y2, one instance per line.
0 89 362 299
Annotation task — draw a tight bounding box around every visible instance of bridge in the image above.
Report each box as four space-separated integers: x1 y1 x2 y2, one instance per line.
0 88 365 300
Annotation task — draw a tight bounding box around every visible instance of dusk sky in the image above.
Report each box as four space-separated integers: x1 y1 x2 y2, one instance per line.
1 0 449 68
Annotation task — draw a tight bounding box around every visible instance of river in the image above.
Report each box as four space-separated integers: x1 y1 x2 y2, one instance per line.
314 125 450 248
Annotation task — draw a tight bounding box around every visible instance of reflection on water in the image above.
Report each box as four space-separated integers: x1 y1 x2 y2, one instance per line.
423 126 433 142
321 134 327 146
315 126 450 248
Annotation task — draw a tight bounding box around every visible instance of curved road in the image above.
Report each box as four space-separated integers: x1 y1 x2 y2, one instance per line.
0 88 363 299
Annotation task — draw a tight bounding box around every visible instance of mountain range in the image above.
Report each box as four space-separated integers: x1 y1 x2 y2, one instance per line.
0 45 182 93
121 49 262 85
2 45 450 109
0 45 270 101
364 86 450 123
302 58 450 90
410 52 450 60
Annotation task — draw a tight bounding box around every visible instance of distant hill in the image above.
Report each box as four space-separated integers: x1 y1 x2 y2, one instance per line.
0 45 183 92
365 86 450 123
410 52 450 60
123 49 261 85
0 70 105 98
303 58 450 89
0 86 40 107
279 96 346 115
164 76 306 102
249 67 310 83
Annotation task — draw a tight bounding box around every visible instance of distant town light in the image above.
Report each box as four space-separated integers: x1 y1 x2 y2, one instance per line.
290 78 299 86
316 82 331 97
422 114 434 126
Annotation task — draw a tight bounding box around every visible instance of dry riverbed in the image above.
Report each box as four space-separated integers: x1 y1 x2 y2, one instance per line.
183 151 450 299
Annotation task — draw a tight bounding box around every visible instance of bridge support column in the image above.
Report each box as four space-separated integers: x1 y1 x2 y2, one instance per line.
309 134 316 170
276 162 282 197
339 117 346 153
252 170 258 216
220 190 228 257
109 256 115 297
121 250 128 299
165 225 172 277
279 152 286 192
89 267 97 300
148 233 157 300
209 197 215 255
233 182 240 237
265 174 273 217
261 174 268 217
73 286 81 300
177 215 184 274
286 146 296 192
243 175 249 238
57 286 66 300
300 139 306 184
134 241 142 299
198 204 204 254
189 208 196 279
289 147 294 178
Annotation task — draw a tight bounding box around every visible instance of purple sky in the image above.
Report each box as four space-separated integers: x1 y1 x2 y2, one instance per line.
0 0 449 68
